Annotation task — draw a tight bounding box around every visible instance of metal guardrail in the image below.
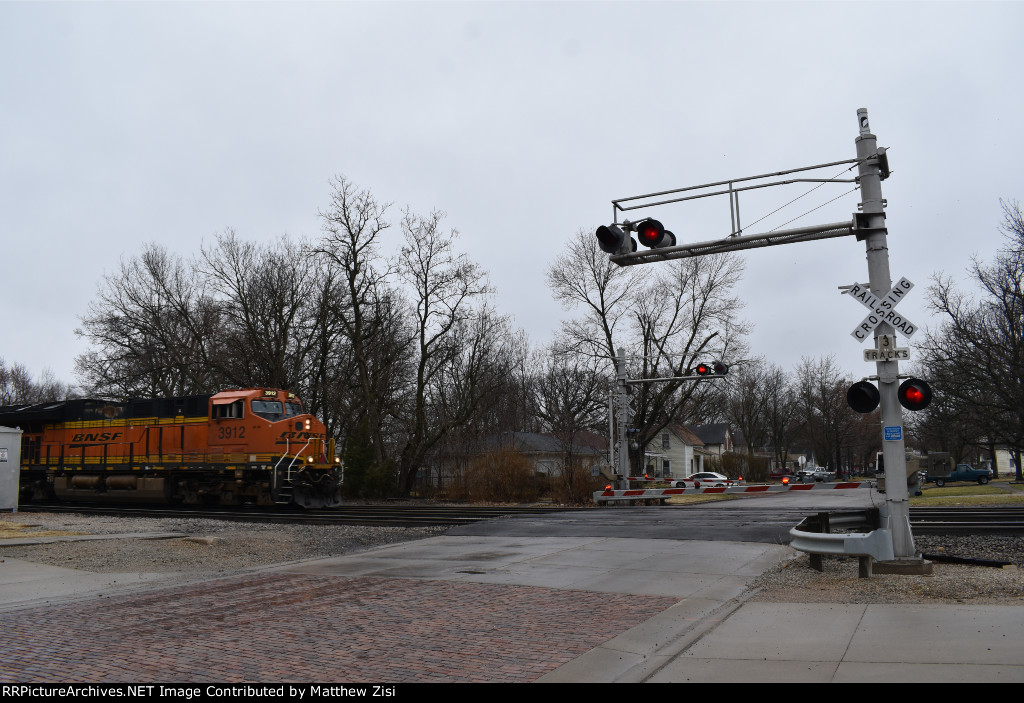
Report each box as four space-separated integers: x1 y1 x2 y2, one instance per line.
788 509 893 578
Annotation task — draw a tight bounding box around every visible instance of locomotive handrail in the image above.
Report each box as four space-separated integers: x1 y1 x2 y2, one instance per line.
286 438 313 480
274 437 290 473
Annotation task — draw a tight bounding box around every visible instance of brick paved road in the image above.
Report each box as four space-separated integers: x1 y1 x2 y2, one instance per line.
0 574 678 683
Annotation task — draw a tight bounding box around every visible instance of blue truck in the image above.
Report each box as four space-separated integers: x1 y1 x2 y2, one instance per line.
924 463 991 487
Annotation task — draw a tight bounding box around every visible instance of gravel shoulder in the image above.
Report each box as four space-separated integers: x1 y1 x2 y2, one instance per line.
749 538 1024 605
0 512 448 578
2 512 1022 605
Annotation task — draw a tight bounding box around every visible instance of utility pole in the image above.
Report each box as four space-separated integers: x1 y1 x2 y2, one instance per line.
855 109 915 560
613 348 630 488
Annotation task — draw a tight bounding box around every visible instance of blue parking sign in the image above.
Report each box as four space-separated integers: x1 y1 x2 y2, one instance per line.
884 426 903 441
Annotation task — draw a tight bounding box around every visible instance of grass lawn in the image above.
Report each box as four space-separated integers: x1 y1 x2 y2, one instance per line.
911 478 1024 506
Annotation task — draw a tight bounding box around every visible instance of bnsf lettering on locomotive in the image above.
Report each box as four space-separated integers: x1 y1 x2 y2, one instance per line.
277 431 325 440
71 432 123 443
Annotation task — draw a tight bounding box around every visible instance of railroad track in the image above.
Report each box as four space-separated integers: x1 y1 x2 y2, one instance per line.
17 502 1024 534
908 506 1024 535
17 502 592 528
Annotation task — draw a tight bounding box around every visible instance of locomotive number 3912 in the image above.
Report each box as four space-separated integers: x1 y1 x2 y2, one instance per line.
217 426 246 440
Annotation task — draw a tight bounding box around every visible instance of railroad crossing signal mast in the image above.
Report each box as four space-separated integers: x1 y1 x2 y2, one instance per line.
852 110 915 561
597 109 921 565
609 349 728 484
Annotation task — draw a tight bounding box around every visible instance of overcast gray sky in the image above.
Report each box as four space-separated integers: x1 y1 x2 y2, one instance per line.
2 1 1022 388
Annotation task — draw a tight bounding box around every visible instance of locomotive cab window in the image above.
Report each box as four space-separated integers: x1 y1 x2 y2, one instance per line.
212 400 244 419
252 400 285 421
286 402 303 417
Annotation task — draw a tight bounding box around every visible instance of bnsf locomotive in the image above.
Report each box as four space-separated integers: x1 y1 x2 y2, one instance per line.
0 388 342 508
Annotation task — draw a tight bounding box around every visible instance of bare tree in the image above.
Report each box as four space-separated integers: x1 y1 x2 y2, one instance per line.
0 360 75 405
720 359 772 480
533 344 608 495
75 244 223 398
547 230 747 473
315 176 400 465
922 199 1024 480
794 355 860 472
392 209 508 494
200 231 326 390
762 364 800 473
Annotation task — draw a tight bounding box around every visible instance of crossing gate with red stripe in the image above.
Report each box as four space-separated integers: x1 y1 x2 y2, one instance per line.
594 482 874 503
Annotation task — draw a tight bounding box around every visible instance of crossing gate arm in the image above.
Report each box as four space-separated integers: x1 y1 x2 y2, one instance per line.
593 481 875 503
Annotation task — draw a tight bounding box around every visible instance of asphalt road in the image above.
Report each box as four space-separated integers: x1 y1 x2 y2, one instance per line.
452 488 880 542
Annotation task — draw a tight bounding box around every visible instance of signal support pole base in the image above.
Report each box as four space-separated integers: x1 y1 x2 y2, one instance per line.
872 557 934 576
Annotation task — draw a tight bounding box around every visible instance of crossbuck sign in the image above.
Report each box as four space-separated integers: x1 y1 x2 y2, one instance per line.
847 276 917 342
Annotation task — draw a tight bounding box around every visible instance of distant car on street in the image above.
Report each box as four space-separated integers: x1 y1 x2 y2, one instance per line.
671 472 742 488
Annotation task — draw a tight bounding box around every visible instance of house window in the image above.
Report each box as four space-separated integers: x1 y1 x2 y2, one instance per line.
663 460 671 477
662 433 670 450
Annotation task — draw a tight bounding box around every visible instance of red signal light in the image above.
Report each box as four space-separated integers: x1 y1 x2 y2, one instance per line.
635 219 676 249
637 220 663 246
898 378 932 411
695 363 710 376
782 476 790 485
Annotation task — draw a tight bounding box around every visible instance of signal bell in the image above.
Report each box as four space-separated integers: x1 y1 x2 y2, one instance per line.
898 378 932 411
847 380 880 414
635 219 676 249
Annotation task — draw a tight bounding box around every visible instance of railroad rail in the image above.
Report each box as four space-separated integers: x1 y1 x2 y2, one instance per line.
16 502 590 528
907 506 1024 535
15 503 1024 533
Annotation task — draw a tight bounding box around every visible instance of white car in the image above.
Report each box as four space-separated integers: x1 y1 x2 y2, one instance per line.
672 472 741 488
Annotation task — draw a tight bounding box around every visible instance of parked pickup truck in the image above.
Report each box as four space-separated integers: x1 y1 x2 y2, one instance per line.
811 467 836 482
924 464 991 487
794 468 836 483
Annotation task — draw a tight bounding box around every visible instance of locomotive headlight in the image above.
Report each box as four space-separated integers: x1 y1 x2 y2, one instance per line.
304 418 311 430
307 456 314 463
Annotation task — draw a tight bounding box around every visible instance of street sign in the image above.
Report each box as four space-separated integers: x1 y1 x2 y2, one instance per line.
847 277 918 341
884 426 903 441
